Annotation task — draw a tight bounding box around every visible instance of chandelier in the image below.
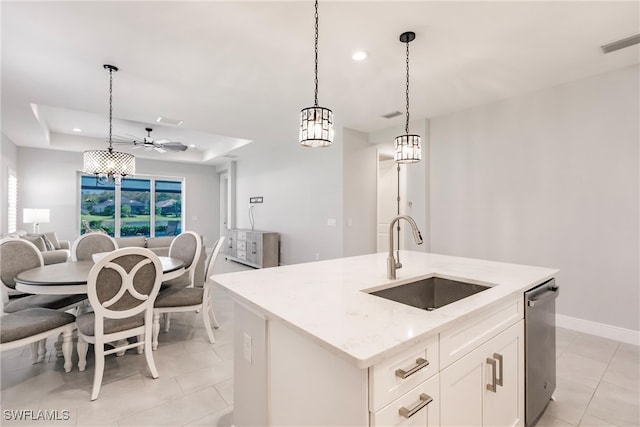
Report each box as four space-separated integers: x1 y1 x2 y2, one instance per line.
299 0 334 147
83 64 135 185
394 32 421 163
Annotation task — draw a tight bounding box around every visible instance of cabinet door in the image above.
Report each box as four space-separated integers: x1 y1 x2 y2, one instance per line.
246 232 259 265
484 320 524 427
440 344 484 427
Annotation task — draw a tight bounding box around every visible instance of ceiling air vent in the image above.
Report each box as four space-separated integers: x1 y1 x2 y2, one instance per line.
601 34 640 54
382 111 403 119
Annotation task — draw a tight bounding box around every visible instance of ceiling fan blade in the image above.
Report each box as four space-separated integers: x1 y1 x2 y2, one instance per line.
155 139 170 144
131 145 143 150
161 142 188 151
154 147 167 153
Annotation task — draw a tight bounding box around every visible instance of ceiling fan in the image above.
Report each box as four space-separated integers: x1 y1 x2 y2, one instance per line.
112 127 188 153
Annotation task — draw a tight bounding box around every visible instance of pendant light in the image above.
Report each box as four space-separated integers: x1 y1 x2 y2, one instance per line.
394 32 421 163
299 0 334 147
83 64 135 185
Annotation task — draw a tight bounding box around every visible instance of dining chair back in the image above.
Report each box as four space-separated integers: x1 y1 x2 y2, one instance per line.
163 231 202 288
71 233 118 262
75 247 163 400
152 237 225 350
0 308 75 372
1 237 44 301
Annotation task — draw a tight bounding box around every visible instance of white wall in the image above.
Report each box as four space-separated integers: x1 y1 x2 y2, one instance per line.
16 147 220 245
430 65 639 332
234 129 343 265
369 119 430 252
1 134 19 236
343 128 377 257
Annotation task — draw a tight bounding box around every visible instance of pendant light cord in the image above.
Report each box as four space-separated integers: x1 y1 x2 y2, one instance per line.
314 0 319 107
404 40 410 135
108 67 114 151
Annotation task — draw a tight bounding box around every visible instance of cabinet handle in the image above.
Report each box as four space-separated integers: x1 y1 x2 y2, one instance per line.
494 353 503 387
398 393 433 419
252 241 257 254
486 357 497 392
395 357 429 379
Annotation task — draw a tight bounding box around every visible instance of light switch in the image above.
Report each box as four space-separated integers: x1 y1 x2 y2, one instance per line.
327 218 337 227
192 215 198 221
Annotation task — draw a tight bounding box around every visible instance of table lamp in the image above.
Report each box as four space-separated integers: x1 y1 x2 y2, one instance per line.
23 208 50 233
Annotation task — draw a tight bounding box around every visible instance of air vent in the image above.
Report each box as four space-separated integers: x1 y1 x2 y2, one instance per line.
156 116 184 126
382 111 403 119
601 34 640 54
223 154 237 159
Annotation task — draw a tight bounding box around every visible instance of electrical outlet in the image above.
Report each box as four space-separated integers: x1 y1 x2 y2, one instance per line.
243 333 252 364
315 253 320 261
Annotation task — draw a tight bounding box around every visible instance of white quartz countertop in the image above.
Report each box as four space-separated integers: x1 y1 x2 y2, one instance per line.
213 251 557 368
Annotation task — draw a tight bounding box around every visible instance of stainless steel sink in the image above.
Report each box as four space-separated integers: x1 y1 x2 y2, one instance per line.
369 277 490 311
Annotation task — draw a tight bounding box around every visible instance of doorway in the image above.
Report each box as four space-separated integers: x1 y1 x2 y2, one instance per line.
219 172 228 238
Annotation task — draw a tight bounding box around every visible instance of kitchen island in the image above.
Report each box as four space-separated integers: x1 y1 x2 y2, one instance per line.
213 251 557 426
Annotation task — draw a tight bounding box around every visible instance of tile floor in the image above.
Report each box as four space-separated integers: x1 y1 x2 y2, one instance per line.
1 258 638 426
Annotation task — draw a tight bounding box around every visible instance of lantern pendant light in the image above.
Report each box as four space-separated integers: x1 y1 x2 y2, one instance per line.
83 64 135 185
299 0 334 147
394 31 421 163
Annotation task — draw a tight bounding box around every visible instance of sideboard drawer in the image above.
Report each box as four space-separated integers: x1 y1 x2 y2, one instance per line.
371 374 439 427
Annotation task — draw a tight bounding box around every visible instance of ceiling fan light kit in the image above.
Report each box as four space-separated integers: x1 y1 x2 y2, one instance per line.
83 64 135 185
299 0 334 148
394 31 422 164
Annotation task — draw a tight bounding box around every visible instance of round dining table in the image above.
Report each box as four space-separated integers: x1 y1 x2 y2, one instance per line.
15 257 185 295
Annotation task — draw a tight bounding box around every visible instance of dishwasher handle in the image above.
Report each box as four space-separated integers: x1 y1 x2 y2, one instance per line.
527 286 559 307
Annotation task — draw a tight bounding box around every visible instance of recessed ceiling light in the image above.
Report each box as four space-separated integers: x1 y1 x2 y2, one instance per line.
72 128 82 132
352 51 368 61
189 144 196 148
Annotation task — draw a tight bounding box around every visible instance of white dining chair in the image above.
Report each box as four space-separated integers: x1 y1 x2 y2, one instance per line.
76 247 163 400
152 237 225 350
71 233 118 262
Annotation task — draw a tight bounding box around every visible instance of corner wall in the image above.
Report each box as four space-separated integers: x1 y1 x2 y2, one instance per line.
430 65 640 332
1 134 19 236
234 130 343 265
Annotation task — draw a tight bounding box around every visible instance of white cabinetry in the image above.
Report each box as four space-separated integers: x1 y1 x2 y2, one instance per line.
440 320 524 427
226 229 278 268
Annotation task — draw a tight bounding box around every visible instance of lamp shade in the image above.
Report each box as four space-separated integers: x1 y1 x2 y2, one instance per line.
83 149 135 181
394 134 422 163
23 208 50 224
300 106 334 147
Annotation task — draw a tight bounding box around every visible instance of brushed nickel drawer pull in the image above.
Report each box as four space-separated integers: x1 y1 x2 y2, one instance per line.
487 357 497 392
398 393 433 418
395 357 429 379
494 353 503 387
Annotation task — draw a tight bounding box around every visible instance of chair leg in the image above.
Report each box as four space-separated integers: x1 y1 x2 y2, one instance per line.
61 327 73 373
202 302 215 344
30 342 39 364
144 328 159 379
37 339 47 363
152 312 161 351
209 305 220 329
91 339 105 401
163 313 171 333
137 335 144 354
55 333 64 357
77 336 88 372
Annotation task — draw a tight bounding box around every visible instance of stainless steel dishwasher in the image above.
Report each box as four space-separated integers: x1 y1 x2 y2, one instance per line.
525 278 559 427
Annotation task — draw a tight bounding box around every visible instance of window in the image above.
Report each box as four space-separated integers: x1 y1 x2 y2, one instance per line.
7 170 17 233
80 175 183 237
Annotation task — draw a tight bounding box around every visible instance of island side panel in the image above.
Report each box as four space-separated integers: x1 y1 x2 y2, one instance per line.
234 302 268 427
269 320 369 426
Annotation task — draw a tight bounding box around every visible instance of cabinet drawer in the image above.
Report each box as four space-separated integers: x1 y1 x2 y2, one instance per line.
237 231 247 241
236 250 247 260
440 295 522 368
369 334 438 412
237 240 247 251
371 374 439 427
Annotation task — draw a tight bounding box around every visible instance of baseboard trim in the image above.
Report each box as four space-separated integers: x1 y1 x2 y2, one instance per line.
556 314 639 346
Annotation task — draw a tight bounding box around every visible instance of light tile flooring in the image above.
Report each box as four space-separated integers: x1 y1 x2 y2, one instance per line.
1 259 639 426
